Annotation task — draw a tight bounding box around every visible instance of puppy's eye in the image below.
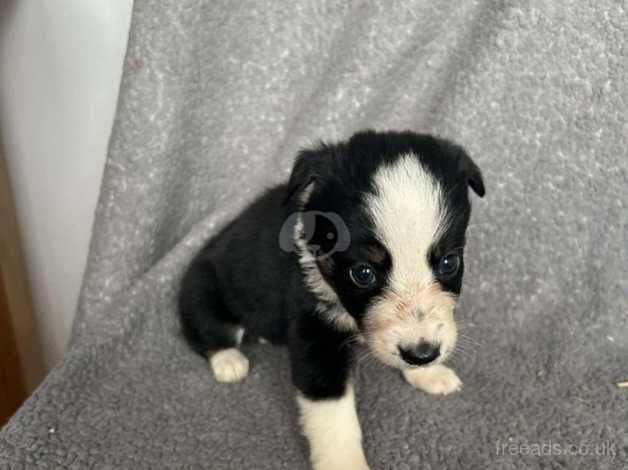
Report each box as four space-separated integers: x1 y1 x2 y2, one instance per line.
349 263 377 289
437 253 461 278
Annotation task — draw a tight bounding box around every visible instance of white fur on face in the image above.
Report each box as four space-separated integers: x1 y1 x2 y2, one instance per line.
367 154 446 290
364 154 457 368
297 384 369 470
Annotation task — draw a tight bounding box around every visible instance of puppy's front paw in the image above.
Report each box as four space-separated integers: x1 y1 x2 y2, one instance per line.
403 364 462 395
209 348 249 383
314 453 370 470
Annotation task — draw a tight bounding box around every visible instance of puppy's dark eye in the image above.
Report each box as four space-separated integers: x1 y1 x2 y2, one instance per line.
437 253 461 278
349 263 377 289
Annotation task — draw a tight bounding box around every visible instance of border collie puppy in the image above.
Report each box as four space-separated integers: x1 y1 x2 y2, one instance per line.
178 130 485 470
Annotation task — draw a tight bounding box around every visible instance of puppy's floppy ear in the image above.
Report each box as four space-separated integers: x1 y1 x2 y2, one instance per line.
452 144 485 198
283 144 329 205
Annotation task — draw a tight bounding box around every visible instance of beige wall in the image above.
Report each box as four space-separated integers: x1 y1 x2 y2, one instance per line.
0 1 133 368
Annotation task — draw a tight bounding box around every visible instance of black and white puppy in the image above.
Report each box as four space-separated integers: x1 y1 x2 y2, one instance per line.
178 130 485 470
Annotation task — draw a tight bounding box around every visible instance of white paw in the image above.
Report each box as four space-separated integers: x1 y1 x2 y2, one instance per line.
314 453 370 470
403 364 462 395
209 348 249 383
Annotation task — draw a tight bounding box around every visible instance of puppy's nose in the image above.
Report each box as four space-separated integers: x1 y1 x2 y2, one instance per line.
399 342 440 366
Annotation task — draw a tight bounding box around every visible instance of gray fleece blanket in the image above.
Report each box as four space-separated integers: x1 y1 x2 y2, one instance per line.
2 1 627 469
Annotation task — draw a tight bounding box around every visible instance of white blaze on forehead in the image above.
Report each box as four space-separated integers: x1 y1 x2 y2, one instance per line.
366 154 447 291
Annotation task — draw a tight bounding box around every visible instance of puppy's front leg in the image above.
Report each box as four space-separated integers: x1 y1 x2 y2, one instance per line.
290 315 369 470
297 384 368 470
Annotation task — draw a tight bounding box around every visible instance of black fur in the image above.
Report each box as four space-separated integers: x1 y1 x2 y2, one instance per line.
178 130 484 400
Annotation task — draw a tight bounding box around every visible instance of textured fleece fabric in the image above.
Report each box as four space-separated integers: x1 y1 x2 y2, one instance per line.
1 1 627 469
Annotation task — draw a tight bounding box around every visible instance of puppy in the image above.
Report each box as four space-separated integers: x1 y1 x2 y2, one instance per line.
178 130 485 470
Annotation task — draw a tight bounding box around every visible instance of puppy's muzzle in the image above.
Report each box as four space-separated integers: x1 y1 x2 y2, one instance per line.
398 341 440 366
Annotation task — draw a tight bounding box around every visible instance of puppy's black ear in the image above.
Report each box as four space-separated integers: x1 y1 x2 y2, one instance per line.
283 144 329 205
454 145 485 198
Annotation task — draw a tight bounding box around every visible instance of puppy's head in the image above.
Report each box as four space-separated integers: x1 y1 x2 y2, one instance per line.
286 130 484 370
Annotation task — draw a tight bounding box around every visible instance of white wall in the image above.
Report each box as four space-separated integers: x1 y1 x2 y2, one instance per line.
0 1 133 368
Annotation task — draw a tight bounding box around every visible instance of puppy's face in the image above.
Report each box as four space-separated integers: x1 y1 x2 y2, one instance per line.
288 131 484 370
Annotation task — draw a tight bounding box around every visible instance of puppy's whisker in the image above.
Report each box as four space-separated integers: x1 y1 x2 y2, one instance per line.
457 335 482 347
456 326 481 340
450 347 475 363
453 341 474 352
453 341 477 353
454 349 476 361
339 334 362 351
355 350 376 368
452 342 477 355
456 341 481 352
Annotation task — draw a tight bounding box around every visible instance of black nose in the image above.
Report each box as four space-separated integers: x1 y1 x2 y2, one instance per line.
399 342 440 366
